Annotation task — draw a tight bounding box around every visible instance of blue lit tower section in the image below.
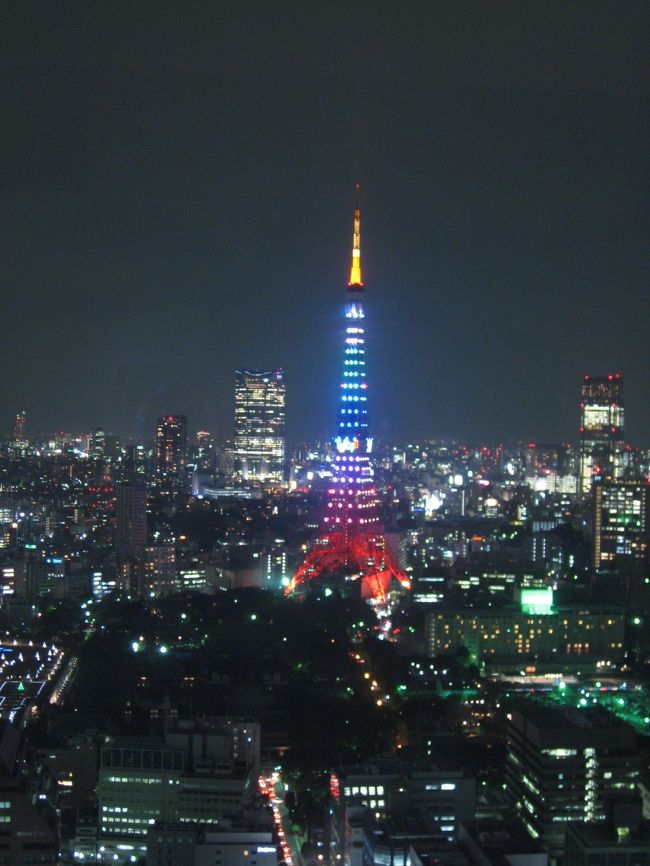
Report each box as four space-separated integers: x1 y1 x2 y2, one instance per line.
327 207 378 534
287 205 409 603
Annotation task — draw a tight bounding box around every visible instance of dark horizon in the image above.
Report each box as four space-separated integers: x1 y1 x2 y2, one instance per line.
3 3 649 445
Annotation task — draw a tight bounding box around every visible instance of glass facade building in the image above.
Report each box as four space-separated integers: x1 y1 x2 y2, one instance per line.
579 375 626 495
234 370 285 483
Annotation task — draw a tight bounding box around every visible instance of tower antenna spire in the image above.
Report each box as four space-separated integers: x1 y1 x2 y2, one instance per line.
348 185 363 287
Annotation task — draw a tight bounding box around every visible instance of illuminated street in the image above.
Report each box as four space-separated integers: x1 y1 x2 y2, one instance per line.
259 772 303 866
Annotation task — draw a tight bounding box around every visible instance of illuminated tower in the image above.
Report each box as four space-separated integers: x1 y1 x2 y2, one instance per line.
287 204 410 603
234 370 286 483
579 374 625 495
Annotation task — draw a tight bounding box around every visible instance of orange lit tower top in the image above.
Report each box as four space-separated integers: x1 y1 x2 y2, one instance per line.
348 203 363 287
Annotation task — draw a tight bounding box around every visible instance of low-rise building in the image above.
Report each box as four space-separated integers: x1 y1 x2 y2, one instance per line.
563 822 650 866
97 717 260 860
147 824 278 866
426 592 625 667
335 760 475 841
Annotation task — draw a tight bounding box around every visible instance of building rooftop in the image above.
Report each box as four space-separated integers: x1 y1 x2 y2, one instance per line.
511 699 638 738
460 819 546 859
339 757 470 780
567 821 650 850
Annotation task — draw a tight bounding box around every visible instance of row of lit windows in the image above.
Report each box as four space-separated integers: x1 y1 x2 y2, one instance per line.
104 776 177 784
101 823 145 836
102 816 154 824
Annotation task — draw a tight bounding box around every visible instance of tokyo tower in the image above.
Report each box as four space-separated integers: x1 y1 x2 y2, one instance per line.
286 202 411 604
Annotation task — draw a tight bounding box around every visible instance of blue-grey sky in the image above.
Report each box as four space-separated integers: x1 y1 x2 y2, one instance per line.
3 2 649 444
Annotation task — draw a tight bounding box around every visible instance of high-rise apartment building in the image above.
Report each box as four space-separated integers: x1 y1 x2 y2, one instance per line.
593 479 649 571
155 415 188 483
142 545 177 595
234 370 285 483
579 375 626 495
115 481 147 560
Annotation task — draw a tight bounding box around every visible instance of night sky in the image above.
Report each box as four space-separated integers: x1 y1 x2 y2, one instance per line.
3 3 649 444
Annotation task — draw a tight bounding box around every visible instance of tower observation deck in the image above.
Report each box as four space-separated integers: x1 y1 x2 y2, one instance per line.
286 203 411 604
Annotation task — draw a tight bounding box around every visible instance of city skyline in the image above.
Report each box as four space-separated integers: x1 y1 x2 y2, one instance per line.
2 6 650 863
3 3 649 444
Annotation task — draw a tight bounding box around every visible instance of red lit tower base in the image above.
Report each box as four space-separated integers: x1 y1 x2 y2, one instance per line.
286 204 410 604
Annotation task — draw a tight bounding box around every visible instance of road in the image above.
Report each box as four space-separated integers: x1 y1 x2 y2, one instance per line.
259 772 304 866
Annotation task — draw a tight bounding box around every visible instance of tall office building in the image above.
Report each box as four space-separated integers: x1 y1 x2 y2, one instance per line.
89 427 106 459
579 375 626 495
155 415 188 483
234 370 285 483
593 479 649 571
195 430 213 457
14 410 27 443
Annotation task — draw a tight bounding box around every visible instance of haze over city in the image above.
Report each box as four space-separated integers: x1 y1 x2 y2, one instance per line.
3 2 649 442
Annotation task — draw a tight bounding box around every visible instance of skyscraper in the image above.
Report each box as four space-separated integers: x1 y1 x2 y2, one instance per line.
116 479 148 594
287 202 409 603
115 480 147 560
234 370 285 483
89 427 106 460
195 430 213 458
593 478 649 571
13 411 27 444
579 374 625 495
155 415 188 483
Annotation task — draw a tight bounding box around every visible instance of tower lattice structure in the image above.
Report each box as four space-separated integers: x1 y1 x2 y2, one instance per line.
286 204 410 603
